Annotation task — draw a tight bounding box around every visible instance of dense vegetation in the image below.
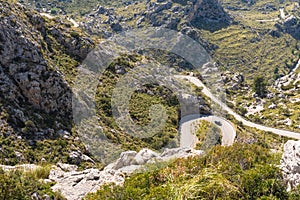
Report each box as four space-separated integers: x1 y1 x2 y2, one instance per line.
253 76 268 97
89 55 190 155
194 120 222 151
0 166 65 200
86 143 294 200
198 0 300 131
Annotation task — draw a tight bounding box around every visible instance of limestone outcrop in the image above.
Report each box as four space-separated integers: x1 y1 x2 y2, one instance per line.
0 2 94 139
49 147 203 200
280 140 300 191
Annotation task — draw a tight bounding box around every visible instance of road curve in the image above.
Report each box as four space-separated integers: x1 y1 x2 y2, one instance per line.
176 75 300 140
180 114 236 148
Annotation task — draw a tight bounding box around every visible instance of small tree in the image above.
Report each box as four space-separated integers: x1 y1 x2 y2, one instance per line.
253 76 267 97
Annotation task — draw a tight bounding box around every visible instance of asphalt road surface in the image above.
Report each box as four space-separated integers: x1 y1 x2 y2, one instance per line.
179 114 236 148
176 75 300 141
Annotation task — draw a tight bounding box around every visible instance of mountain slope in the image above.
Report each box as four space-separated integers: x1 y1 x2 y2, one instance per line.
2 0 300 199
0 1 94 166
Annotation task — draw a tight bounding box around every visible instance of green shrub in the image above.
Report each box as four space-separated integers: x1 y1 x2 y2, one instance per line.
194 120 222 151
86 143 287 200
0 167 65 200
253 76 268 97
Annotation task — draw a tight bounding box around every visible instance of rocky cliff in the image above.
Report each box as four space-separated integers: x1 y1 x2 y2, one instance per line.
0 4 70 117
276 15 300 40
0 2 94 165
0 2 95 130
281 140 300 191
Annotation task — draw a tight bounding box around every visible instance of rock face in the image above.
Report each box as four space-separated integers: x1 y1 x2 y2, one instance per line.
0 3 70 115
0 2 93 139
280 140 300 191
145 0 231 31
69 150 95 165
50 165 124 200
50 147 204 200
110 147 203 171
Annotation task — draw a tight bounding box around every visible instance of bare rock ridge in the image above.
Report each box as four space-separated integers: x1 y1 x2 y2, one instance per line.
275 5 300 40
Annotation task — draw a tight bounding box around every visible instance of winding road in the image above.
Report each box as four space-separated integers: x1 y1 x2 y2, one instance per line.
180 114 236 148
176 75 300 148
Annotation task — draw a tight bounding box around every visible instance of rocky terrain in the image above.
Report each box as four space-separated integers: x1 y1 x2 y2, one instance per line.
0 5 70 127
81 0 230 49
2 0 300 199
1 147 203 200
0 2 95 166
51 147 203 200
275 3 300 40
281 140 300 191
0 2 93 135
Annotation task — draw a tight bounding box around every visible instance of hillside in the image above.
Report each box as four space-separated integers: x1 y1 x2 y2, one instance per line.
25 0 300 132
1 0 300 199
0 1 97 167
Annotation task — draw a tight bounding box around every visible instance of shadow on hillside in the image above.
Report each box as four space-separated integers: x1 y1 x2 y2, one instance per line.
284 29 300 40
191 18 231 32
